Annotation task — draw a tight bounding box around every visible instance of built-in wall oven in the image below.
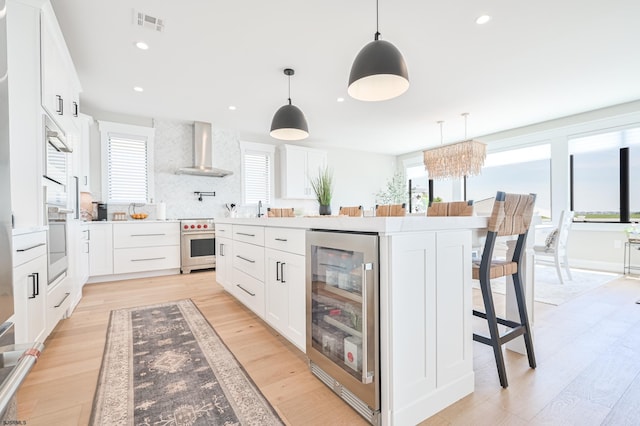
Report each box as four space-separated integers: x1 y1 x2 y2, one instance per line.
180 219 216 273
43 115 72 285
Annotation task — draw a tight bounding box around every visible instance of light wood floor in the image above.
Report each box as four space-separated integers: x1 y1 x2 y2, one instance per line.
16 272 640 425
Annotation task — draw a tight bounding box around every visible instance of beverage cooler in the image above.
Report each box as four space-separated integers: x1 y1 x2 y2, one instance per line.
306 230 380 425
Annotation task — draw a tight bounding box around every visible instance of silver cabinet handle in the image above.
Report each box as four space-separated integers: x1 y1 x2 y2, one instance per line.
236 232 255 237
275 238 288 242
131 257 165 262
280 262 286 283
361 262 374 384
130 233 166 237
54 292 71 308
236 284 255 296
16 243 45 252
219 243 225 257
236 255 255 263
276 261 280 281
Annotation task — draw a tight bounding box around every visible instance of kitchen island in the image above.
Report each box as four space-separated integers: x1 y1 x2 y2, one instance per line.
215 215 489 425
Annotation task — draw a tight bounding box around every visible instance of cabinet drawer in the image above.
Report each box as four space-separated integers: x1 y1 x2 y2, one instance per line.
232 241 265 281
265 227 306 255
13 231 47 267
232 225 265 245
113 222 179 248
113 245 180 274
47 278 72 332
215 222 232 237
232 268 265 319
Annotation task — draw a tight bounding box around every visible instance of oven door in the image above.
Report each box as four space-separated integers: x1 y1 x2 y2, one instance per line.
181 232 216 272
46 206 70 285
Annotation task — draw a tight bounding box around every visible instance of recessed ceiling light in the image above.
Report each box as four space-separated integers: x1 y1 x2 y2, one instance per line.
228 106 237 111
476 15 491 25
135 41 149 50
337 97 345 103
133 86 144 92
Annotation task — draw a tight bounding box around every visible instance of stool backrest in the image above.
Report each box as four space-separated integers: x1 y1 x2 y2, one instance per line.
339 206 363 217
375 203 406 217
267 208 295 217
427 200 474 217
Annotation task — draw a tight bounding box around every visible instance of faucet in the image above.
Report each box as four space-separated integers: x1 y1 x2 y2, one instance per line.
257 200 263 217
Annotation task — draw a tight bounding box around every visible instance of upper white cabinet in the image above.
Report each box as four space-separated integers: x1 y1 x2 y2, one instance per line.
7 0 44 228
279 144 327 199
40 2 81 132
77 114 93 192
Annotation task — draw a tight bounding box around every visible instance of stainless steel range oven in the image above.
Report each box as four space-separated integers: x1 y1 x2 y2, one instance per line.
180 219 216 273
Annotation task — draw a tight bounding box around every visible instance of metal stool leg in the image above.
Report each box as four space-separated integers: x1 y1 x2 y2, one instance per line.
478 277 509 388
512 271 536 369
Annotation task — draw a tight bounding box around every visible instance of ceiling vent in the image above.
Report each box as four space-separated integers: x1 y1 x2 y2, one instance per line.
133 10 165 32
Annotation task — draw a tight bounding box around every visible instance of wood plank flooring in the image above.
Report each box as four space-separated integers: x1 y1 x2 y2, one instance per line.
15 272 640 425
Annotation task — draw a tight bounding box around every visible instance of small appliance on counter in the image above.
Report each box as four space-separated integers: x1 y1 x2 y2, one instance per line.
92 202 108 221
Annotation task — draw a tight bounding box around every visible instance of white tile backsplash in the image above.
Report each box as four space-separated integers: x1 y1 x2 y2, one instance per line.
152 119 242 220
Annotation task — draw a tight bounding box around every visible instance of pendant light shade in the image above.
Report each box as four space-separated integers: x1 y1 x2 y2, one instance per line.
348 0 409 102
270 68 309 141
348 39 409 101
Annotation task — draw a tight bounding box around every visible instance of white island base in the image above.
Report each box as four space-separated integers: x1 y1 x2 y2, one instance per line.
215 216 488 425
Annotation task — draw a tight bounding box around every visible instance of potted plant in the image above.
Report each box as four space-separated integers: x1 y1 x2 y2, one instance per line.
310 165 334 215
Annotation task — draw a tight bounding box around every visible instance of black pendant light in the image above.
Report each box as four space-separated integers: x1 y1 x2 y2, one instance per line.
270 68 309 141
348 0 409 102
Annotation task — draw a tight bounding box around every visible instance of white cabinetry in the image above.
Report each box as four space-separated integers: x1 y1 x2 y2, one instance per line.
12 231 47 345
112 222 180 274
385 230 473 425
78 114 93 192
79 223 90 285
265 228 306 351
7 1 44 228
46 273 72 336
279 144 327 199
40 2 81 131
230 225 265 318
215 223 233 292
88 223 113 276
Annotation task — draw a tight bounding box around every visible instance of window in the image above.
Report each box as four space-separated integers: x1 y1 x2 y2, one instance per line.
467 144 551 218
240 141 275 205
570 126 640 222
99 121 155 203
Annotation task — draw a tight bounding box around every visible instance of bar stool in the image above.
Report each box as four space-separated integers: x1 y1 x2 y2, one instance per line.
427 200 474 216
375 203 406 217
339 206 363 217
472 191 536 388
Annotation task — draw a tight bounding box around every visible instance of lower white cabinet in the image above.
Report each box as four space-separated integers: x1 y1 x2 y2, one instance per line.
46 276 72 337
265 248 306 351
113 245 180 274
232 268 265 318
216 236 233 292
12 231 47 345
79 224 90 284
88 223 113 276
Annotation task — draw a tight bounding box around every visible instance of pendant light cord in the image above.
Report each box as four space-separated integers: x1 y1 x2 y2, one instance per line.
288 74 292 105
462 112 469 140
375 0 380 40
438 121 444 145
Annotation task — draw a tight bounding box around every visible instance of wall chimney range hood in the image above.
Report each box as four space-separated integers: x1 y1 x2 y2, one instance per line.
176 121 233 177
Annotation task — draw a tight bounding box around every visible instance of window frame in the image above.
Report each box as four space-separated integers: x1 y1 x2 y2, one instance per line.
569 125 640 223
240 141 275 206
99 120 155 204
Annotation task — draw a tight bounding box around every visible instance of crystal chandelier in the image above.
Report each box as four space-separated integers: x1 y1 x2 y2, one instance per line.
423 114 486 180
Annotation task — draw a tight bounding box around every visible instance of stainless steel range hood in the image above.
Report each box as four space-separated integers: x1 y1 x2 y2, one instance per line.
176 122 233 177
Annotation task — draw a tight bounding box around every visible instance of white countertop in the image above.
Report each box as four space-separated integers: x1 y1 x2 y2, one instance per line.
215 215 489 234
85 220 180 224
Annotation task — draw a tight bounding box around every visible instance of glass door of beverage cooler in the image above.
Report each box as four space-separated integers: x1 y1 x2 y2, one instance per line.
306 230 379 412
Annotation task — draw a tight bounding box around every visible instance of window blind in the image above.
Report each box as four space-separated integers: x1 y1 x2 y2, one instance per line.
243 151 271 204
107 134 148 203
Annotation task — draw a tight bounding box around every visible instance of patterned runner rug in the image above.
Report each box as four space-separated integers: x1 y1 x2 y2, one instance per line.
90 299 283 425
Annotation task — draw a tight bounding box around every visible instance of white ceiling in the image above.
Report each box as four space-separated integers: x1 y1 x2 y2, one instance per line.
51 0 640 155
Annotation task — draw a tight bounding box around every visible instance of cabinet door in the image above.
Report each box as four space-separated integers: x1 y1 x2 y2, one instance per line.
40 12 66 122
265 248 306 351
78 114 92 192
14 256 47 344
216 237 233 292
305 149 327 195
282 147 308 198
88 224 113 276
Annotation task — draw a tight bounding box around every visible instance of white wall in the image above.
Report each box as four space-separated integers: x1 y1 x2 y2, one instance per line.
83 112 397 219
